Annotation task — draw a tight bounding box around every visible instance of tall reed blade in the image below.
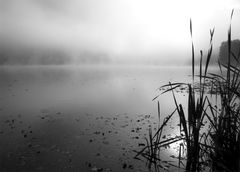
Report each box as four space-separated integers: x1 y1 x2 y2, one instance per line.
204 28 214 77
190 19 195 82
157 101 160 126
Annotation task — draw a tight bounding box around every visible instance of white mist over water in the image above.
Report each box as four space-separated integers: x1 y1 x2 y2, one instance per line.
1 0 240 65
0 65 190 114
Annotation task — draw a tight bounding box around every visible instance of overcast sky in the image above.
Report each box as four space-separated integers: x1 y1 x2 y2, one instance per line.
0 0 240 63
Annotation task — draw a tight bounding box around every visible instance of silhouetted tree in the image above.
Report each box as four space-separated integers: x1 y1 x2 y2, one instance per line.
219 39 240 66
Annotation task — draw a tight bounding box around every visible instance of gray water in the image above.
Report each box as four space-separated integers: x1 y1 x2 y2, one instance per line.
0 65 191 172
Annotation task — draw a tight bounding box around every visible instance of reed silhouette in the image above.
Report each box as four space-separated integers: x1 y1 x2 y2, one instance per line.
136 10 240 172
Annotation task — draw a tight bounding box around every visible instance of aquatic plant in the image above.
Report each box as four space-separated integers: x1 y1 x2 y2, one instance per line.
136 10 240 172
206 10 240 172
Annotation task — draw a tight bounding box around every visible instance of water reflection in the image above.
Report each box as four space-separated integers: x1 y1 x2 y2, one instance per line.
0 65 191 171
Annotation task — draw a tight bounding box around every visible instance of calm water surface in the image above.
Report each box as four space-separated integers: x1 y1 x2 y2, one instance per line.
0 65 192 172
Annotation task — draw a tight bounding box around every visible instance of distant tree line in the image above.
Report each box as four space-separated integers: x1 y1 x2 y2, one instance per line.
219 39 240 66
0 48 110 65
75 52 110 65
0 48 71 65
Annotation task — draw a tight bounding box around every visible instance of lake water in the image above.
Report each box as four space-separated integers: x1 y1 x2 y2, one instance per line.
0 65 193 172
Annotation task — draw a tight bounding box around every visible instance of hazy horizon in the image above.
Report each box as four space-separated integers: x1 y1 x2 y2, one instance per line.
1 0 240 65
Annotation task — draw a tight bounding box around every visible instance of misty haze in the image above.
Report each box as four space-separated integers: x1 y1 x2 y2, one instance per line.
1 0 240 172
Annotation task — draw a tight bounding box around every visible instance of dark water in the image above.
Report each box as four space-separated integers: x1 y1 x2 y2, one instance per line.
0 65 191 172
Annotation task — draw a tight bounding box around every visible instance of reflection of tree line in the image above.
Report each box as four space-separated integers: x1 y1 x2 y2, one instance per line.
0 49 110 65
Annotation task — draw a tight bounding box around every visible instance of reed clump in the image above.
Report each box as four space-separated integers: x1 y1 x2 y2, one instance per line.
207 10 240 171
136 10 240 172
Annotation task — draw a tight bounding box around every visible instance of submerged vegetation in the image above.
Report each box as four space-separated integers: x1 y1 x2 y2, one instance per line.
136 10 240 172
